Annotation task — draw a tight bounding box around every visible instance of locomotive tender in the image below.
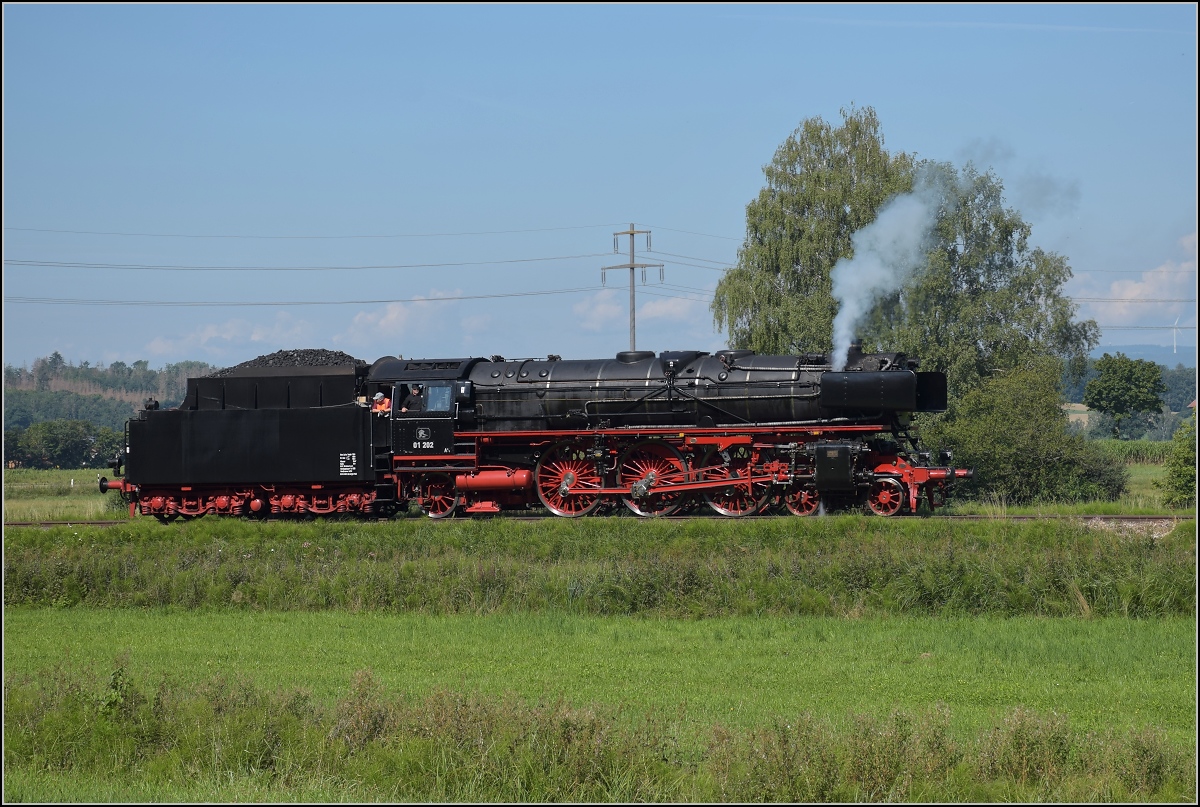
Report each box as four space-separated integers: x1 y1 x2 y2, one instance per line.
101 344 971 520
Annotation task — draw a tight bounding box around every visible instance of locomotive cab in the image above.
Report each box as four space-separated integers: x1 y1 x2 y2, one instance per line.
392 381 455 455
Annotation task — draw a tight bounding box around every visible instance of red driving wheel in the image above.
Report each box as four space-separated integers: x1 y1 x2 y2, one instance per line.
617 440 688 517
695 445 770 517
535 442 604 517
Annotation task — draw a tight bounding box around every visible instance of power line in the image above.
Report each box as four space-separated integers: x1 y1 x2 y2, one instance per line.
1076 298 1196 303
653 258 731 271
660 282 716 294
2 253 611 271
639 288 714 303
635 223 742 241
645 249 732 266
4 286 608 308
2 223 625 240
1073 268 1197 274
1098 325 1197 330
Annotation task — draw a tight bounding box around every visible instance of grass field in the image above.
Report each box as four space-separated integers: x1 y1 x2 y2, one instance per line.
4 610 1195 802
4 467 1195 801
5 609 1194 740
3 467 129 522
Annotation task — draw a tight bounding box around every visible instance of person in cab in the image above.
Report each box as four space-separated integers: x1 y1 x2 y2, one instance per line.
372 391 392 415
400 383 424 413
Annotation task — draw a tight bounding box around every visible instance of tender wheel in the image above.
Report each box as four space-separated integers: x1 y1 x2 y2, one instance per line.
783 484 820 516
535 442 603 517
416 473 458 519
617 441 688 517
867 478 905 517
695 445 771 517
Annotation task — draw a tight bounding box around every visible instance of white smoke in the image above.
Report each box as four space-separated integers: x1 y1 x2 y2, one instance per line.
830 170 945 370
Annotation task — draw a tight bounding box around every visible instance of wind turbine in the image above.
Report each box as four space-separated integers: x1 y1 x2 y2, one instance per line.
1173 316 1180 354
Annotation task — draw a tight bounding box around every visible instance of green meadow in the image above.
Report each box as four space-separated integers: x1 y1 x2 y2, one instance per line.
4 610 1195 802
3 472 1195 801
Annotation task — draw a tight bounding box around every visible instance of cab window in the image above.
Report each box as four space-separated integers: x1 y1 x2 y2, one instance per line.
424 384 452 413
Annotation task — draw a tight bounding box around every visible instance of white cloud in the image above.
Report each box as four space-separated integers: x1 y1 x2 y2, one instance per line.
459 312 494 349
640 295 703 322
333 290 462 348
460 312 493 336
1088 232 1197 328
143 313 313 361
572 289 625 332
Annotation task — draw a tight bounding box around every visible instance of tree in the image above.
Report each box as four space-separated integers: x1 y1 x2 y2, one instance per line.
1083 352 1167 438
864 163 1098 396
922 358 1126 504
711 108 1098 398
1155 409 1196 508
1160 363 1197 413
711 106 914 354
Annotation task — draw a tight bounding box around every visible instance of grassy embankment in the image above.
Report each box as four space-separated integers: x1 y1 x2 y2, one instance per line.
4 518 1194 617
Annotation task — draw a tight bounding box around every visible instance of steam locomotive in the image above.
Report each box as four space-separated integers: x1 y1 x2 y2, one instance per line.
100 344 971 520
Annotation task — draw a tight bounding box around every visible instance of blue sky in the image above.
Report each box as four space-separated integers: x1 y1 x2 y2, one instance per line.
3 3 1196 370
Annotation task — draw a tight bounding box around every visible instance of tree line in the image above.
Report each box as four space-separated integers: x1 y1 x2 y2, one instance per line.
1061 360 1195 413
3 353 218 470
4 420 123 471
4 352 216 405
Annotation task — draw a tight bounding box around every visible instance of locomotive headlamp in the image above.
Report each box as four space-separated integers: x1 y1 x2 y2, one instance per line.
938 450 953 465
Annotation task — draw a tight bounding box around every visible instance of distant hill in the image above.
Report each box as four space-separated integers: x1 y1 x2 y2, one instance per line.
4 352 219 431
1092 344 1196 369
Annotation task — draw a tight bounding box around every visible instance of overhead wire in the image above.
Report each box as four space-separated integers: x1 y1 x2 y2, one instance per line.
635 223 741 241
1072 268 1197 274
645 249 732 266
2 223 626 240
1074 298 1196 303
4 286 608 308
3 253 611 271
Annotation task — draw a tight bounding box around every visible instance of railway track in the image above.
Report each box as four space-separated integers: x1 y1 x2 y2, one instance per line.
3 514 1192 529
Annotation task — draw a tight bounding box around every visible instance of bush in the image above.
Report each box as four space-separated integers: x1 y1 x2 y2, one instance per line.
923 358 1127 504
1155 410 1196 508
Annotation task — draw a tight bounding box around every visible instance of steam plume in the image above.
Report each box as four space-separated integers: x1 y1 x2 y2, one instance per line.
830 170 944 370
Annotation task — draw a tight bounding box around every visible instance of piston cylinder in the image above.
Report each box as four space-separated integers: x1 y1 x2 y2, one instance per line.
455 470 533 491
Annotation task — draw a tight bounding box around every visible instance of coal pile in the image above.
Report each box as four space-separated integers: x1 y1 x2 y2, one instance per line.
208 349 367 378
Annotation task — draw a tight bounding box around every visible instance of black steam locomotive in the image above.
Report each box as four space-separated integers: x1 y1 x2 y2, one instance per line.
101 344 970 520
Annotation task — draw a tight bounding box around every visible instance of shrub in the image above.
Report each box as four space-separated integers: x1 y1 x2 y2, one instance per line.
923 358 1127 504
1155 410 1196 508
